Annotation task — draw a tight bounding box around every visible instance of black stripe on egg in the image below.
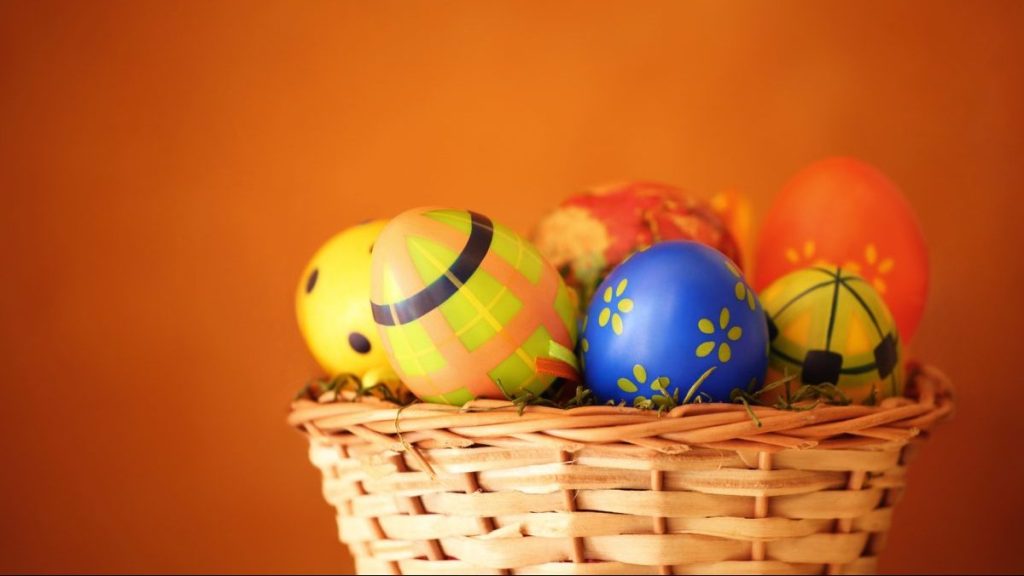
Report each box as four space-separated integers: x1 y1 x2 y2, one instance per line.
371 211 494 326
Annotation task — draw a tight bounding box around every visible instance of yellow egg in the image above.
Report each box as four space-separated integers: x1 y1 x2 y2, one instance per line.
296 221 396 386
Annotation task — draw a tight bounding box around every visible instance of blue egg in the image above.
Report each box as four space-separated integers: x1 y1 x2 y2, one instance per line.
581 241 768 405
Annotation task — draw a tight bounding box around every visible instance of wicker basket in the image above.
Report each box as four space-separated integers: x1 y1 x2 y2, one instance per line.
289 364 952 575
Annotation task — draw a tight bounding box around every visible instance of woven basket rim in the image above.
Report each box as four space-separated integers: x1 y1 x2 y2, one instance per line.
289 363 953 459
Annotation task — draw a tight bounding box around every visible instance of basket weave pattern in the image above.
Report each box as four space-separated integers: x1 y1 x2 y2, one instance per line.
289 366 952 575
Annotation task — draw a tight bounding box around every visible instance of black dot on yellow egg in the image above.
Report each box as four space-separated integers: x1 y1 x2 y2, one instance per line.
348 332 371 354
305 268 318 294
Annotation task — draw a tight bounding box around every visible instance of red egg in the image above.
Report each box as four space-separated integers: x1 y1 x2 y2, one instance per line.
753 157 929 342
533 181 741 309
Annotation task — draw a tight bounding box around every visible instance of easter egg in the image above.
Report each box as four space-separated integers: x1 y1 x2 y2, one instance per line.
532 181 742 311
296 221 398 387
710 189 755 271
760 266 904 403
754 157 929 342
369 208 577 405
581 241 768 405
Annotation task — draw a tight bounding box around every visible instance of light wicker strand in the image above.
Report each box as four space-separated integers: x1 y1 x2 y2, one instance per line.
750 451 773 562
827 469 868 574
651 469 672 576
559 450 586 564
393 454 445 562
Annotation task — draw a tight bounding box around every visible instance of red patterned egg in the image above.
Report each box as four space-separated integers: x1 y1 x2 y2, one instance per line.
532 181 741 309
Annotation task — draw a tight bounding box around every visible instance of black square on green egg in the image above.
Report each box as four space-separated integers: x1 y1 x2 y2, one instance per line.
802 349 842 385
874 333 898 378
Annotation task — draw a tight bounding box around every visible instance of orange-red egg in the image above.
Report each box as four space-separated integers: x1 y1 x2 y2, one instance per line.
753 157 929 342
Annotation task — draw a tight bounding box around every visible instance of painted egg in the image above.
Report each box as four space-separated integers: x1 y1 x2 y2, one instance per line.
760 266 904 403
754 157 929 342
532 181 742 311
709 189 755 271
296 220 398 387
581 241 768 405
369 208 578 405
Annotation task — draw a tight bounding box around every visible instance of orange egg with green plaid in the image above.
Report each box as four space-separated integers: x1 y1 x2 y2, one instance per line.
369 208 578 405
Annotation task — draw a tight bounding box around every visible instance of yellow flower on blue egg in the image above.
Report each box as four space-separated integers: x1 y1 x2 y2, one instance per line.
616 363 672 406
696 307 743 363
596 278 634 335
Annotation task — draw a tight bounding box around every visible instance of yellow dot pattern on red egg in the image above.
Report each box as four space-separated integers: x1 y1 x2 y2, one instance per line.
369 209 577 405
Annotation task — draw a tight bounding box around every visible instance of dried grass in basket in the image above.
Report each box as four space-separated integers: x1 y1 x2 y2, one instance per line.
288 364 952 575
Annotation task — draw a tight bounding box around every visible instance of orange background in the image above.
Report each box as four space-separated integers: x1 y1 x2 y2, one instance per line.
1 1 1022 573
